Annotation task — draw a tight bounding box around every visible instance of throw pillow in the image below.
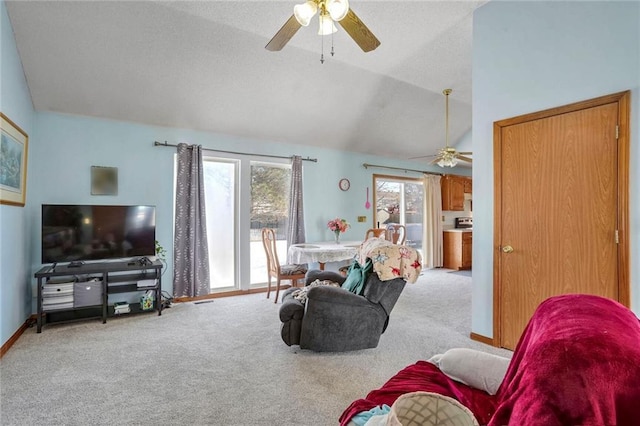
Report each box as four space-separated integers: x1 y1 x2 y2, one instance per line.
428 348 511 395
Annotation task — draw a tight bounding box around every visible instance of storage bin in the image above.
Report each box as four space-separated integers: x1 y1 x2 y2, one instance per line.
43 294 74 311
43 279 75 311
42 282 74 297
74 281 103 308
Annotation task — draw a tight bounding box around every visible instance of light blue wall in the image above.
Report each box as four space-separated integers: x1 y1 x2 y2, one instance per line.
28 111 451 297
29 113 178 291
0 2 463 341
0 0 35 347
472 1 640 337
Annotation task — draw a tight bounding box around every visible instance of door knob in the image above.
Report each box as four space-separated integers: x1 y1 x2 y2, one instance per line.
502 245 514 253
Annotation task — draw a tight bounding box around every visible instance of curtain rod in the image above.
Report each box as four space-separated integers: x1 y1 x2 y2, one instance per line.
362 163 443 176
154 141 318 163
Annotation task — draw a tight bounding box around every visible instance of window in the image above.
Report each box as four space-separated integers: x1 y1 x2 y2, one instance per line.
203 159 238 291
250 162 291 285
373 174 424 253
197 157 292 292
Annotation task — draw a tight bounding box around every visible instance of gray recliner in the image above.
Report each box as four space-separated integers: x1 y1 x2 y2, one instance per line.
279 269 406 352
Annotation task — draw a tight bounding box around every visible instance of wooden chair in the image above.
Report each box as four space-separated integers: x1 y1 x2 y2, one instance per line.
364 226 406 244
261 228 307 303
386 224 407 245
364 228 387 240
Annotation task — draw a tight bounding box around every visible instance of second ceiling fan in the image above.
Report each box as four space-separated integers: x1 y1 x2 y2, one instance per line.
265 0 380 53
412 89 473 167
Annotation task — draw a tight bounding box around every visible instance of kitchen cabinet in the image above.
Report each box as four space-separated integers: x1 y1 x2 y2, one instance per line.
441 175 469 211
464 178 472 194
443 230 472 270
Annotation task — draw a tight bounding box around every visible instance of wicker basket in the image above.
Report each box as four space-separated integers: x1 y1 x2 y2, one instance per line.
387 392 479 426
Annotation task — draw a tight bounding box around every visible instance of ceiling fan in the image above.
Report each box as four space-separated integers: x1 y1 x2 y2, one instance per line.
265 0 380 53
412 89 472 167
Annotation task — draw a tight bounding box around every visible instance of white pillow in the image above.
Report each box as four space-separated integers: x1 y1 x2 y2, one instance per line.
428 348 511 395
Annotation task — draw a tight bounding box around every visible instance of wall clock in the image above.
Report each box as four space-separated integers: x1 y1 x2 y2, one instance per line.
338 178 350 191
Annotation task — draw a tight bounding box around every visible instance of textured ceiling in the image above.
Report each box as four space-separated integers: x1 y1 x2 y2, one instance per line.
6 1 484 163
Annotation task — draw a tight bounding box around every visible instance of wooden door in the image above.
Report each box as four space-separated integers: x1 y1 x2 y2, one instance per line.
494 92 630 350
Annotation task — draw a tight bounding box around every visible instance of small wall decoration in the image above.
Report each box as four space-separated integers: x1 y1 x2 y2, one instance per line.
0 113 29 207
91 166 118 195
338 178 350 191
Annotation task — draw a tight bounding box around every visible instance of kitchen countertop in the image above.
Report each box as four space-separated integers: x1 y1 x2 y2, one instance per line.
443 228 473 233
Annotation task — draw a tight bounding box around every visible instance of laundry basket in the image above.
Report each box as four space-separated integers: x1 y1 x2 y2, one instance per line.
387 392 479 426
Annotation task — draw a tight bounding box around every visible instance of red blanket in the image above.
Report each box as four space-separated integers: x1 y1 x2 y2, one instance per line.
338 361 496 425
340 294 640 426
490 294 640 426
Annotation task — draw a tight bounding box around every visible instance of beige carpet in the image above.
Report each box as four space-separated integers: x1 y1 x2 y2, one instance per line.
0 268 510 425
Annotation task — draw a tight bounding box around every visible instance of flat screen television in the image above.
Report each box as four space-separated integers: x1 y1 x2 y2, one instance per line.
42 204 156 264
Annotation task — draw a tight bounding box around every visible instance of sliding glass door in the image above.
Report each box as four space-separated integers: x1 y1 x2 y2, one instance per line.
249 162 291 285
203 159 238 291
199 158 291 291
373 175 424 253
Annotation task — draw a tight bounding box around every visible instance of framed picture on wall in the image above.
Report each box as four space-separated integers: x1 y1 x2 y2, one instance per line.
91 166 118 195
0 113 29 207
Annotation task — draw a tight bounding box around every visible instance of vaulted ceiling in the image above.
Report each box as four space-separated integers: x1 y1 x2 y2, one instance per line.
6 1 485 163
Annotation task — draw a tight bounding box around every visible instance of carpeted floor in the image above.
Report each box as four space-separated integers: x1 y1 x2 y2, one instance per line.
448 269 472 278
0 268 510 425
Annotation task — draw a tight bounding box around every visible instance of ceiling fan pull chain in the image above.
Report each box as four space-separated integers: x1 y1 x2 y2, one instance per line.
331 31 335 57
321 13 324 63
320 14 325 64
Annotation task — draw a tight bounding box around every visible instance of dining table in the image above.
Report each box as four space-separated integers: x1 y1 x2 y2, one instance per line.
287 240 361 270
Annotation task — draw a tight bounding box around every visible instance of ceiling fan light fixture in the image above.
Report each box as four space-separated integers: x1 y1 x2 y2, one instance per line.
294 1 318 27
326 0 349 21
266 0 380 53
318 11 338 35
437 152 459 168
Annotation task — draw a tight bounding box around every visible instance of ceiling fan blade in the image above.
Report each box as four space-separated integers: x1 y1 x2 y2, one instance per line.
336 9 380 52
458 151 473 155
265 15 302 51
457 155 473 163
429 156 443 165
408 154 437 160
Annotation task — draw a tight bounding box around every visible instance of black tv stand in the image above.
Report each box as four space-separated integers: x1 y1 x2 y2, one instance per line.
34 259 163 333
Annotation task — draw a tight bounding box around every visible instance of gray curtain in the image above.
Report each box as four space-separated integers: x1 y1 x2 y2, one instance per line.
173 143 210 297
423 174 443 268
287 155 305 248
